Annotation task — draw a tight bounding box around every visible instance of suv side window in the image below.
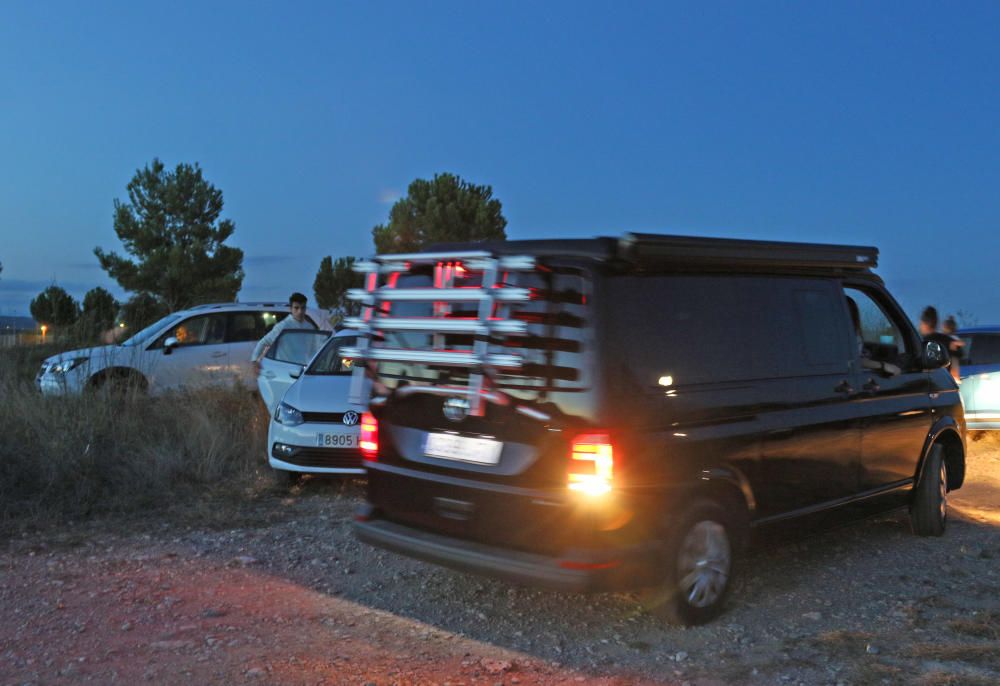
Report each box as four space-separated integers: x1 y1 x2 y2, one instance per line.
226 312 261 343
259 311 318 337
154 313 227 348
843 287 912 367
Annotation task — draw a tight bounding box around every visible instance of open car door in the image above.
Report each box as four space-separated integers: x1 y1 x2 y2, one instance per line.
257 329 331 414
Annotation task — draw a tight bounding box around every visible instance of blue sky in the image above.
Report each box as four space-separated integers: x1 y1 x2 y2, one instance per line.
1 1 998 323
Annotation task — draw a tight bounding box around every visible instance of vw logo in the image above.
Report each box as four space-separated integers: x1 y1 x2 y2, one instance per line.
342 411 360 426
443 396 470 422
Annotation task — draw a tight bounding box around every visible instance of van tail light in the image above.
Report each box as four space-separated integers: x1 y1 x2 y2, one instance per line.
360 412 379 461
568 433 614 495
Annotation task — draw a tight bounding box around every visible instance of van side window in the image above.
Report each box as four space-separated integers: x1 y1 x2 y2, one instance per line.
607 275 759 386
609 275 851 386
843 287 911 366
790 287 851 368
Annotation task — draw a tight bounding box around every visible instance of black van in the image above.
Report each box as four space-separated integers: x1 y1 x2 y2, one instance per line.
344 234 965 625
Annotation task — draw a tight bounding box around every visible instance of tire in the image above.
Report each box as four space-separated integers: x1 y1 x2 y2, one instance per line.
640 499 736 626
910 444 947 537
89 371 146 399
279 469 303 484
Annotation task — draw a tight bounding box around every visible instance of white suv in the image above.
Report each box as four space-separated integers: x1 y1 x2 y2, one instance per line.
36 302 332 395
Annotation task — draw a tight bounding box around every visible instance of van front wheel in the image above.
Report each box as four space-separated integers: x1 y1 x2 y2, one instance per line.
640 499 735 626
910 444 947 537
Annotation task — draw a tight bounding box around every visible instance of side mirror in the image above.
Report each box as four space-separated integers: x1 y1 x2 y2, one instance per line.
921 340 949 370
163 337 179 355
289 366 303 379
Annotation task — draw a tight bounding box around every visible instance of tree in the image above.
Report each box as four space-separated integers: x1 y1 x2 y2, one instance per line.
30 285 80 327
372 173 506 254
118 292 170 335
94 158 244 311
78 287 120 339
314 256 364 317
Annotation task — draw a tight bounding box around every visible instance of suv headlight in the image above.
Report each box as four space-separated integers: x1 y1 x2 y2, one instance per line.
274 402 304 427
53 357 87 374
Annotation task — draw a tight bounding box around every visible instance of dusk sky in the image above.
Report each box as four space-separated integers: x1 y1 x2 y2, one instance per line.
1 1 998 323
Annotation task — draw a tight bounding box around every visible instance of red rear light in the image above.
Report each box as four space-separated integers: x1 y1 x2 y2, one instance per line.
568 432 614 495
360 412 378 461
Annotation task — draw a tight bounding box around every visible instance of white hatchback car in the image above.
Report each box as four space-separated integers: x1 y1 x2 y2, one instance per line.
257 329 365 478
36 302 331 395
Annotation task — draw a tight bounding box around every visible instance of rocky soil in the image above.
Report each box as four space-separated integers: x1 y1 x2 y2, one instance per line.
2 438 999 686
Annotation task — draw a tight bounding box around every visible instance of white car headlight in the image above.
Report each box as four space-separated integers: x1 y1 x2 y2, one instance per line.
274 402 304 427
53 357 87 374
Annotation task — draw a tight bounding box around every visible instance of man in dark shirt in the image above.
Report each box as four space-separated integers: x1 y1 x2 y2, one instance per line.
920 306 958 381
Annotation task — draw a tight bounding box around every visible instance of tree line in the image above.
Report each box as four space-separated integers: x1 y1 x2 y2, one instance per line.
28 160 507 339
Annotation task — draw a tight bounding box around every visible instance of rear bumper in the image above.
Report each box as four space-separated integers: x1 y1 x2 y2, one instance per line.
354 513 658 593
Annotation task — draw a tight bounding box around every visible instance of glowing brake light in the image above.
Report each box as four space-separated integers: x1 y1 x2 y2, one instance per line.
360 412 379 461
568 433 614 496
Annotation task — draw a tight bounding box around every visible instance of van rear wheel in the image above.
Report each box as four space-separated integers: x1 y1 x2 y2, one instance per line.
640 499 735 626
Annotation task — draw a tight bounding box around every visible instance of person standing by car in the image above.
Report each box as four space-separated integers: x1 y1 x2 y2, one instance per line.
251 292 317 365
920 306 958 381
943 315 965 380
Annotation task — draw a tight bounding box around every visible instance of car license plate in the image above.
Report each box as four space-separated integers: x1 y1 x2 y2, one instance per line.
424 433 502 464
317 433 356 448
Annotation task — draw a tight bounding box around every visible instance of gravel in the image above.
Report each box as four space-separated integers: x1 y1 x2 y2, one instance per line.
2 443 999 685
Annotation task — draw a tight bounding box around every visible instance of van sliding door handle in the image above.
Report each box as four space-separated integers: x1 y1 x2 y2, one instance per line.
834 380 853 394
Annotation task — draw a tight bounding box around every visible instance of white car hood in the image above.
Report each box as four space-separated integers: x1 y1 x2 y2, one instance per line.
280 374 353 413
44 344 122 365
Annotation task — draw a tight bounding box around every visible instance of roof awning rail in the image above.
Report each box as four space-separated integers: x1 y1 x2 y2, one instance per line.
618 233 878 271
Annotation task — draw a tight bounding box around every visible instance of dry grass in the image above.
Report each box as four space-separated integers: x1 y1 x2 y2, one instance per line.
948 611 1000 640
0 345 277 536
906 642 999 669
916 671 999 686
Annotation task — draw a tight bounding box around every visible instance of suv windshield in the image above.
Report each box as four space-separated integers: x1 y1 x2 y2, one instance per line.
121 313 183 347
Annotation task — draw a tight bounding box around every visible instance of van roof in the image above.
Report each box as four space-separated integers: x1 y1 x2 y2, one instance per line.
425 233 878 275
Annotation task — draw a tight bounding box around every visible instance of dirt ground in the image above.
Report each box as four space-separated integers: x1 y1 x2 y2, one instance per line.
2 437 999 686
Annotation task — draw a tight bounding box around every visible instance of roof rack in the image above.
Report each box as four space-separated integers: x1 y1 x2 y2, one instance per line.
342 251 537 414
186 301 291 311
617 233 878 271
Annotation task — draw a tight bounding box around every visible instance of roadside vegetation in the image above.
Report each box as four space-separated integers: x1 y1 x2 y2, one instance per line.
0 344 274 536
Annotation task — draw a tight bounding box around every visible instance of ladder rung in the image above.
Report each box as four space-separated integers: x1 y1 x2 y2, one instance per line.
340 346 523 369
342 317 528 336
347 287 531 305
353 254 536 274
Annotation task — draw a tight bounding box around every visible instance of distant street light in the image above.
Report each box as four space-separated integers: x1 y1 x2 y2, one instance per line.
40 324 48 340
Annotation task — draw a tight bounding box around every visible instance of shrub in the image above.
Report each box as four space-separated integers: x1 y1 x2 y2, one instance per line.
0 346 272 534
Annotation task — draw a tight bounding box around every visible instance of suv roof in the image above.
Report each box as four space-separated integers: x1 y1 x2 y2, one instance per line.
184 301 301 312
